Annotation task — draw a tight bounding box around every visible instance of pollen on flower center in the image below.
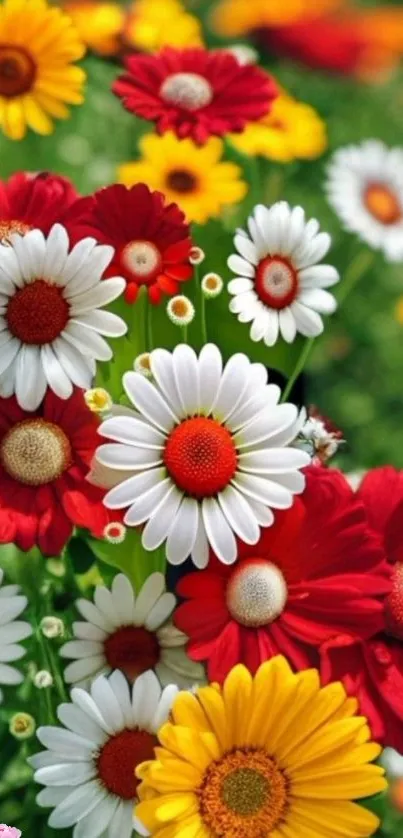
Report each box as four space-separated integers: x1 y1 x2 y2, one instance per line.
167 169 198 193
163 416 237 498
6 279 70 345
364 183 402 225
103 625 160 680
0 45 36 97
226 559 288 627
160 72 214 111
255 256 298 309
385 563 403 641
0 419 72 486
121 240 162 282
97 728 158 799
199 747 288 836
0 219 32 244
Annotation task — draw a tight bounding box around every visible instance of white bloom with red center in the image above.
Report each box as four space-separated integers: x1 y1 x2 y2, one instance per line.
326 140 403 262
29 669 177 838
228 201 339 346
0 224 127 411
95 344 310 567
0 568 32 703
60 573 203 689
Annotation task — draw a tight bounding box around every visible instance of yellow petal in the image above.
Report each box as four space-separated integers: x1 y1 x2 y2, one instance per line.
171 691 211 732
290 799 381 837
292 764 387 799
2 99 26 140
22 95 53 134
223 663 253 745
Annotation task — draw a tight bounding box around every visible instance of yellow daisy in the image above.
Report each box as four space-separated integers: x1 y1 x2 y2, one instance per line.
212 0 345 38
231 94 328 163
124 0 202 53
118 133 248 225
63 2 125 57
0 0 85 140
136 657 386 838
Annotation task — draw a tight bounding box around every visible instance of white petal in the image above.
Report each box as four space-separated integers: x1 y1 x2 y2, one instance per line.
62 237 97 285
71 687 113 734
74 796 119 838
295 232 331 269
0 336 20 376
172 344 199 416
57 703 107 746
212 353 250 422
41 344 73 399
291 301 324 337
37 785 72 807
228 253 256 277
298 287 337 315
90 675 125 731
132 670 161 730
124 478 173 526
111 574 136 624
250 307 270 342
227 277 254 295
63 656 106 685
52 336 93 389
72 622 108 642
60 640 103 660
63 322 113 361
233 472 292 508
108 670 134 728
0 246 23 290
149 348 182 417
234 233 258 265
238 447 310 473
123 372 177 432
43 224 69 281
218 485 260 545
198 343 223 416
202 497 237 564
0 595 28 625
0 663 23 684
99 415 165 449
263 311 280 347
246 498 275 527
140 485 183 550
104 468 165 509
234 403 298 448
49 781 106 829
15 344 47 410
279 307 297 343
134 572 165 624
65 244 114 296
35 762 96 787
145 593 176 632
190 508 209 569
68 277 125 311
165 497 199 566
71 310 127 338
94 586 121 627
97 443 162 471
299 264 339 288
37 726 94 758
75 599 113 632
0 621 32 643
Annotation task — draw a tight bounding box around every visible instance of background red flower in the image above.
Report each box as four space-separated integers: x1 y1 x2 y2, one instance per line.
0 171 80 240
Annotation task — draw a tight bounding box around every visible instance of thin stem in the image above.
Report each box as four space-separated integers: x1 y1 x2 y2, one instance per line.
132 287 147 356
337 248 375 306
197 265 208 344
181 324 188 344
281 337 316 403
146 294 154 352
264 167 285 206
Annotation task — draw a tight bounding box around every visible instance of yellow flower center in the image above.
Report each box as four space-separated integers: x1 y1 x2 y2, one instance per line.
226 560 288 627
160 72 213 111
0 219 32 244
0 419 72 486
199 747 288 836
0 45 36 98
121 240 162 281
364 183 401 225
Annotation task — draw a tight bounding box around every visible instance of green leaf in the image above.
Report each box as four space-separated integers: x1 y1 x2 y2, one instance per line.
88 528 167 591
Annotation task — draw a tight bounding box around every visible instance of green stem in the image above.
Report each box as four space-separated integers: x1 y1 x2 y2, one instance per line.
35 623 56 724
281 337 316 403
264 167 285 206
132 286 147 356
337 248 375 306
197 265 208 344
146 295 154 352
181 324 188 344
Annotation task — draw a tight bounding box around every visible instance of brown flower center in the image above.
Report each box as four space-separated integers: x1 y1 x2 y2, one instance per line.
0 46 36 98
167 169 198 194
364 183 402 225
104 625 160 679
97 728 158 799
1 419 72 486
6 280 70 345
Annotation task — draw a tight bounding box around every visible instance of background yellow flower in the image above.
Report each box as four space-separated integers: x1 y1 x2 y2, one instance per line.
118 132 248 225
64 2 124 57
0 0 86 140
211 0 345 37
124 0 203 52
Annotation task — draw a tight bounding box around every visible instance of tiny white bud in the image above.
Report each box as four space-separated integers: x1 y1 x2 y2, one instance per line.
189 246 205 265
84 387 113 414
9 712 36 740
201 272 224 299
103 522 127 544
167 295 195 327
34 670 53 689
134 352 153 378
40 616 65 639
226 44 259 65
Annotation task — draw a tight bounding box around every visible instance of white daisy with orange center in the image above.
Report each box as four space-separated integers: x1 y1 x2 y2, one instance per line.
95 344 310 567
60 572 204 688
326 140 403 262
30 669 176 838
228 201 339 346
0 568 32 703
0 224 127 410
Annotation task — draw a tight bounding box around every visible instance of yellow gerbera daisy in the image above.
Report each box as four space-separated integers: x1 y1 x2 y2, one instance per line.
124 0 202 53
136 657 386 837
231 94 328 162
63 2 124 57
118 133 247 225
212 0 345 38
0 0 85 140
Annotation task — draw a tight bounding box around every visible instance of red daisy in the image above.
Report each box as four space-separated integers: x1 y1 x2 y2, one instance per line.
0 171 79 242
322 466 403 750
175 465 391 683
0 389 111 557
71 183 193 305
112 46 277 144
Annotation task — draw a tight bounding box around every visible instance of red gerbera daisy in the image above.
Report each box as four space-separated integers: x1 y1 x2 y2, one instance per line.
0 171 79 242
0 389 111 557
71 183 193 305
112 46 278 145
322 466 403 750
175 465 391 683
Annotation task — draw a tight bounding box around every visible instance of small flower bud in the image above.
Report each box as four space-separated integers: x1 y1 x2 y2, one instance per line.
226 44 258 65
9 712 36 741
167 295 195 327
189 246 205 265
103 522 127 544
201 272 224 299
134 352 153 378
84 387 113 414
40 616 65 639
34 670 53 689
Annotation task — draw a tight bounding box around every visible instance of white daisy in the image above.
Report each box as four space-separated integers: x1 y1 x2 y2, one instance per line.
0 567 32 703
30 669 177 838
95 344 310 568
380 747 403 779
60 572 204 689
0 224 127 411
326 140 403 262
227 201 339 346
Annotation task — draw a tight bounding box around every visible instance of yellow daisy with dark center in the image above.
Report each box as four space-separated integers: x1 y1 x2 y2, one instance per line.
135 656 386 837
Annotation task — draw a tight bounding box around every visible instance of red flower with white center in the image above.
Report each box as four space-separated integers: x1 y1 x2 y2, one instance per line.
228 201 339 347
60 572 204 688
174 465 391 682
0 389 111 556
0 171 80 242
112 46 277 145
323 466 403 751
71 183 193 305
30 670 177 838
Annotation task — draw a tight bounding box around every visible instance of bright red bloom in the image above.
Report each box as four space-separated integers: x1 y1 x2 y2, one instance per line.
0 389 110 557
175 466 390 683
323 466 403 751
0 171 79 241
71 183 193 305
113 47 277 144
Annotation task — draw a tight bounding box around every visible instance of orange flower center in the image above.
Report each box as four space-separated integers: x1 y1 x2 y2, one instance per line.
226 559 288 627
385 562 403 640
104 625 160 680
6 280 70 345
160 72 213 111
0 45 36 98
164 416 237 498
364 183 401 225
199 747 288 837
167 169 198 194
0 419 72 486
255 256 298 309
0 219 32 244
121 240 162 283
97 728 158 799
